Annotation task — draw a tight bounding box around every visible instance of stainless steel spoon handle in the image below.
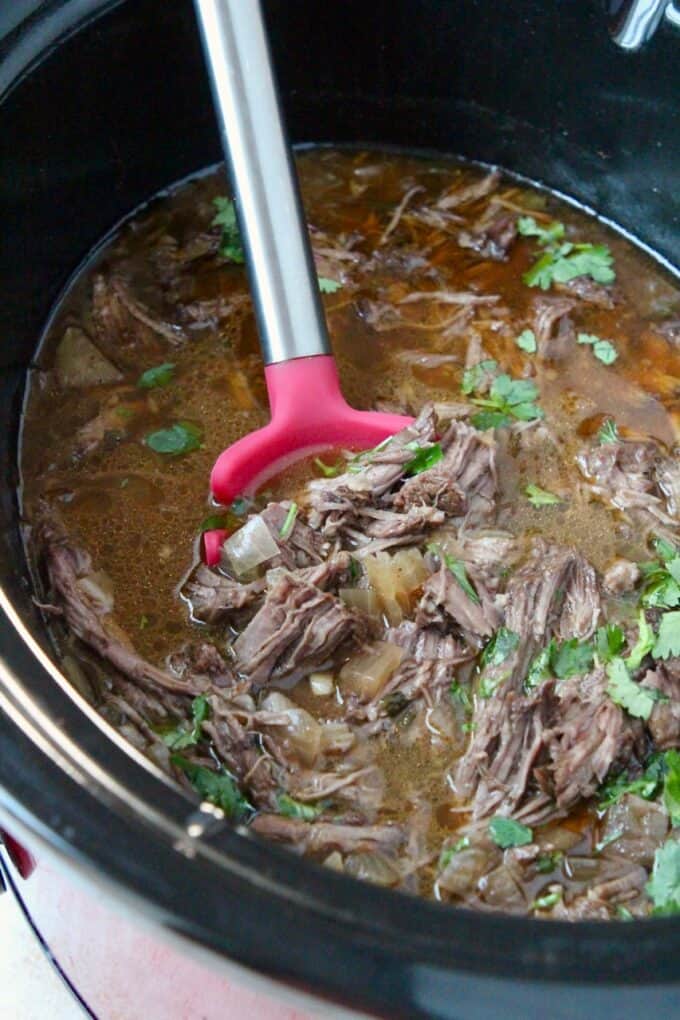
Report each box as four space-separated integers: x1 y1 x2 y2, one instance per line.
194 0 331 365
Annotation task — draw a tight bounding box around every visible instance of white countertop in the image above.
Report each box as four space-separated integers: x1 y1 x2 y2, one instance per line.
0 880 86 1020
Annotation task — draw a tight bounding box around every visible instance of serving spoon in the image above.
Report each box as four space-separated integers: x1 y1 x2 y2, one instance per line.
193 0 412 525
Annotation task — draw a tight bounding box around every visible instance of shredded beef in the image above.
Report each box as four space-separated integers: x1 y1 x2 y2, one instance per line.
642 661 680 750
578 439 678 526
233 571 366 687
556 276 617 308
416 562 501 644
530 296 575 359
505 542 600 642
456 207 518 262
250 813 404 855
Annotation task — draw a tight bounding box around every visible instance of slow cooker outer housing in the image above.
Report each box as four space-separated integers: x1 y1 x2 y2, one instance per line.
0 2 679 1018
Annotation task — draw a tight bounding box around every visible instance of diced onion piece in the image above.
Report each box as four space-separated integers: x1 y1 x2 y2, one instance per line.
363 550 428 624
339 641 403 700
344 852 401 887
309 671 335 697
319 721 355 754
261 691 321 765
338 587 381 618
223 515 279 576
323 851 344 872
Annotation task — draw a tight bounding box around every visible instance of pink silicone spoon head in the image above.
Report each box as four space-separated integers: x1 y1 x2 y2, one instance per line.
210 355 412 505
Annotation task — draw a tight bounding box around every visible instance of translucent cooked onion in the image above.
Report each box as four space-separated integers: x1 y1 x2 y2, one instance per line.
76 569 115 614
338 587 381 618
223 516 279 576
344 852 401 887
261 691 322 765
309 671 335 697
339 641 404 700
363 549 428 624
319 721 355 754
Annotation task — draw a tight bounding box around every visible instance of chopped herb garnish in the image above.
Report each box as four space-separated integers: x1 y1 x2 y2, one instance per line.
598 752 667 809
404 442 444 475
212 196 245 262
277 793 326 821
551 638 594 680
145 421 202 456
595 623 626 664
597 419 619 445
480 627 520 669
646 839 680 915
314 456 344 477
523 243 616 291
531 888 563 911
516 328 537 354
606 657 662 720
163 695 210 751
577 332 618 365
318 276 342 293
137 362 175 389
450 680 473 713
663 749 680 827
517 216 565 246
139 614 149 630
469 374 543 431
429 546 479 604
653 611 680 660
200 513 228 532
640 549 680 610
536 852 563 874
488 816 533 849
279 501 298 540
617 905 634 921
627 611 655 670
439 835 471 869
461 358 498 395
523 642 554 692
525 483 561 507
172 754 252 819
462 721 477 733
595 827 623 853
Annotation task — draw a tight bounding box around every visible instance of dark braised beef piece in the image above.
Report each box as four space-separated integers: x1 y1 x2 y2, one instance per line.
578 439 679 525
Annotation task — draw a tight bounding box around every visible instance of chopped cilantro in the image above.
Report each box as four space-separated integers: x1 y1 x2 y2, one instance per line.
441 552 479 604
595 827 623 853
536 852 563 874
439 835 471 869
577 332 618 365
212 197 245 262
470 374 543 431
517 216 565 246
314 456 344 477
531 888 563 911
138 362 175 389
595 623 625 664
404 442 444 475
488 816 533 849
640 558 680 610
450 680 473 713
480 627 519 669
617 905 634 921
523 242 616 291
598 752 667 809
551 638 594 679
627 611 656 670
277 794 326 821
653 612 680 660
516 328 537 354
279 502 298 540
318 276 342 293
145 421 202 455
172 754 251 819
597 419 619 445
606 657 662 720
163 695 210 751
524 643 554 692
525 483 561 507
461 358 498 395
663 749 680 827
647 839 680 915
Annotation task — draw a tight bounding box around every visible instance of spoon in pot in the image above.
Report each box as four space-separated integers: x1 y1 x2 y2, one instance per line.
194 0 412 550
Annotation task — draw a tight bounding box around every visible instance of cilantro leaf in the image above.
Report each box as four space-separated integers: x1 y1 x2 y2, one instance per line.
404 442 444 475
480 627 519 669
577 332 618 365
470 409 512 431
137 362 175 389
522 241 615 291
526 483 561 507
606 657 660 720
163 695 210 751
516 329 537 354
597 419 619 445
212 197 245 262
461 358 498 395
145 421 202 456
627 611 655 670
595 623 625 664
277 793 326 821
318 276 342 293
488 816 533 849
171 755 252 819
551 638 594 679
653 612 680 660
469 373 543 430
439 835 471 869
517 216 565 246
598 752 667 809
279 501 298 540
663 749 680 827
314 457 344 477
647 839 680 915
531 888 563 911
442 553 479 604
450 680 473 713
524 642 554 692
